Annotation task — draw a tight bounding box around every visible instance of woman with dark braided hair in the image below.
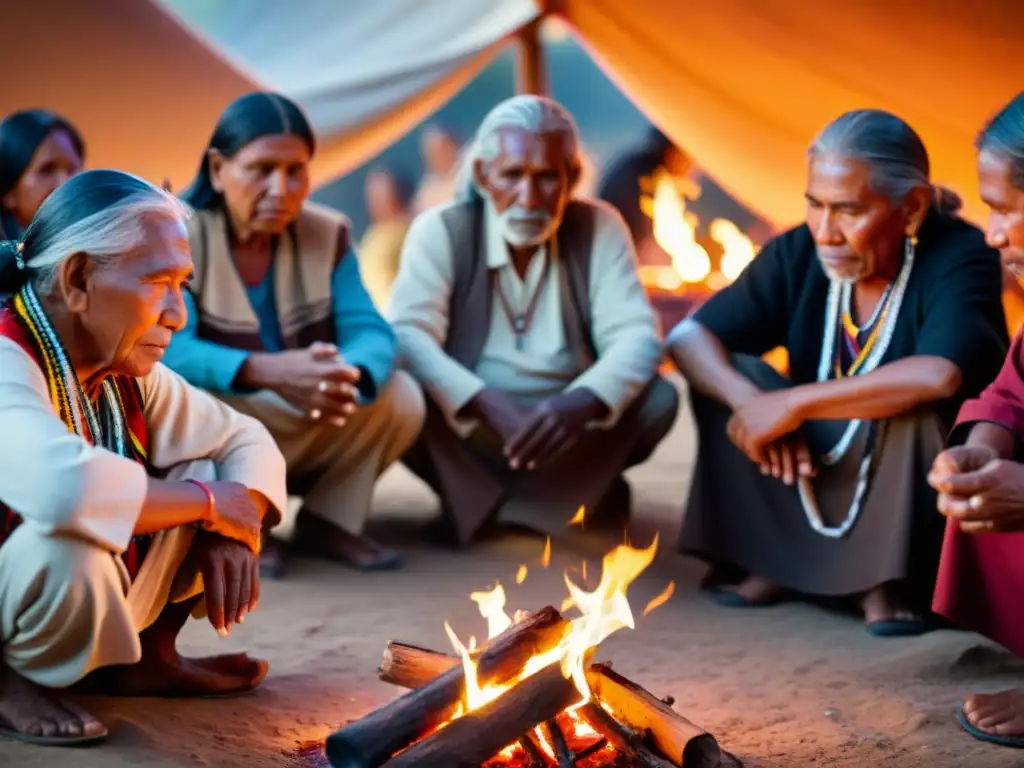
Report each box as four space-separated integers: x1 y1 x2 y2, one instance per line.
0 169 286 746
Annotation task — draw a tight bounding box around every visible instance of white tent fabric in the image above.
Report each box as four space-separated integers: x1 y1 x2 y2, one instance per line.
1 0 1021 225
156 0 539 189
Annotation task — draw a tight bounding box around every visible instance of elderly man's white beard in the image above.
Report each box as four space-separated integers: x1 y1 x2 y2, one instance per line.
820 260 867 286
483 194 560 248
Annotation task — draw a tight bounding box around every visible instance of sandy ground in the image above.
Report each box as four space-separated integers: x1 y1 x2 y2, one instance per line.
3 378 1024 768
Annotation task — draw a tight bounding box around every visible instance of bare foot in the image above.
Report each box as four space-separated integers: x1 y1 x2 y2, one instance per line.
101 651 268 698
963 688 1024 738
860 582 922 625
293 510 403 570
0 662 106 744
720 575 784 605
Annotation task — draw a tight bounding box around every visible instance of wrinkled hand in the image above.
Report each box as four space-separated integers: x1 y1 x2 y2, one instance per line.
727 390 804 463
200 481 267 554
505 389 607 470
756 436 815 486
194 532 260 636
928 447 1024 532
271 342 361 426
465 388 533 445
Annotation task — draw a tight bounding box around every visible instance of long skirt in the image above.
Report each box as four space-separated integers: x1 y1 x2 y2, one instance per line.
933 519 1024 657
678 355 948 603
404 377 680 544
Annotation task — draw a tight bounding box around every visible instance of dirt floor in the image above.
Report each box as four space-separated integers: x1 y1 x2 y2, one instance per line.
3 375 1024 767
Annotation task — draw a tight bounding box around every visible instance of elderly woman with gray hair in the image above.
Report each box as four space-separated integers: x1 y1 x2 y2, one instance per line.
390 94 678 544
0 169 286 746
670 109 1008 635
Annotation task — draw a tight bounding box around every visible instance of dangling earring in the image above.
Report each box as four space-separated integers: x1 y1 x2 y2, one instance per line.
905 233 918 262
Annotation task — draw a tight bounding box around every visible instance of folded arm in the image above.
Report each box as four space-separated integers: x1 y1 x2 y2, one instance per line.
786 356 962 422
387 210 486 423
140 363 288 527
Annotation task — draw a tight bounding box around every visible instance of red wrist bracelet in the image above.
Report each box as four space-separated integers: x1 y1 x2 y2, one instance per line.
186 478 216 524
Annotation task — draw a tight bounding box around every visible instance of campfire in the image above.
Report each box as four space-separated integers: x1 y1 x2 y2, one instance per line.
318 535 736 768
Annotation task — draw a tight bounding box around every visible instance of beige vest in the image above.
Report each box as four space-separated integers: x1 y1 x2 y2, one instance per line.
187 202 349 351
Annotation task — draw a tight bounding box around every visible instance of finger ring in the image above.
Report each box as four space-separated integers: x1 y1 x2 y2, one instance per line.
969 494 983 510
309 408 322 420
318 380 328 393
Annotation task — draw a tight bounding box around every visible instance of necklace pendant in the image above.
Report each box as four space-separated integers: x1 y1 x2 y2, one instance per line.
513 316 527 334
515 334 525 351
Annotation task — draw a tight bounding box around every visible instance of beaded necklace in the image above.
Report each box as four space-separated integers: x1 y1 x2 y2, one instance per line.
796 237 916 538
14 283 129 457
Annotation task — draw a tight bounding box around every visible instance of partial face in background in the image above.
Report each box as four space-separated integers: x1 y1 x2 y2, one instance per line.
977 148 1024 275
474 128 579 248
60 214 192 377
805 152 928 284
365 170 406 223
421 128 459 175
2 129 83 228
209 134 311 237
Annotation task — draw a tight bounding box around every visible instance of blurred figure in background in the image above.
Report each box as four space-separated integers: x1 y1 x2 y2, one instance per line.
412 125 461 214
0 109 84 239
598 126 693 266
359 168 413 311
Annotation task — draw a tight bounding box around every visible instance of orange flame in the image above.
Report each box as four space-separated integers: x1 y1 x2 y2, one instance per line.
567 506 587 527
643 580 676 616
540 537 551 568
443 534 665 757
516 565 528 585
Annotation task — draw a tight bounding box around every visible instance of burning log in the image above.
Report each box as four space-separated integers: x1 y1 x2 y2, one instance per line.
586 664 721 768
382 661 581 768
376 641 722 767
326 607 568 768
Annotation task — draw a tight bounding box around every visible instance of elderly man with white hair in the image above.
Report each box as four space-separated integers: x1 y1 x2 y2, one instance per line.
388 95 678 544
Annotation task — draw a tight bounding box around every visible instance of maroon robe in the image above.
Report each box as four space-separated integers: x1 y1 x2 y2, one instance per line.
933 332 1024 657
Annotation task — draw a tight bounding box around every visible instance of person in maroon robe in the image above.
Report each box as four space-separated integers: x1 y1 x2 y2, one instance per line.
929 91 1024 748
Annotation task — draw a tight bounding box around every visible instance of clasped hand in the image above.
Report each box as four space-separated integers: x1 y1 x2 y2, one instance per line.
472 388 602 471
727 390 813 485
928 445 1024 532
275 342 362 426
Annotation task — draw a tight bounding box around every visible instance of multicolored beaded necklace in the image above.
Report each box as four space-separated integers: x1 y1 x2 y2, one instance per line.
797 237 917 539
14 282 140 460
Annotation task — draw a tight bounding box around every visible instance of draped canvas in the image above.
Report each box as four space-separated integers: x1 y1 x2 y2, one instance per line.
559 0 1024 226
1 0 1020 226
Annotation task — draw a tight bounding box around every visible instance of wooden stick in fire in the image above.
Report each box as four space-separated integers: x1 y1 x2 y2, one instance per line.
325 607 568 768
378 642 721 767
382 661 582 768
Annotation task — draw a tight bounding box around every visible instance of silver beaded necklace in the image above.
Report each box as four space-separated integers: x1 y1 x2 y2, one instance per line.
796 237 916 538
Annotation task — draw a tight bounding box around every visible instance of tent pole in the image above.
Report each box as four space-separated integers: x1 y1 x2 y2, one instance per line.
515 19 547 96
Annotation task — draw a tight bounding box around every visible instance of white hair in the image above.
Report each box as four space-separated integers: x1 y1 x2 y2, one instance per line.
30 190 191 295
454 95 581 197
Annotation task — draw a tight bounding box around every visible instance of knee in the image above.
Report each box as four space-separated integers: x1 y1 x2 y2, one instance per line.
640 377 681 443
375 370 426 443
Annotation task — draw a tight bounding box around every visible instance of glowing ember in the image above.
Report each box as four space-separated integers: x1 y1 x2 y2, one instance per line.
567 505 587 527
540 537 551 568
643 580 676 616
441 534 670 764
516 565 528 585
